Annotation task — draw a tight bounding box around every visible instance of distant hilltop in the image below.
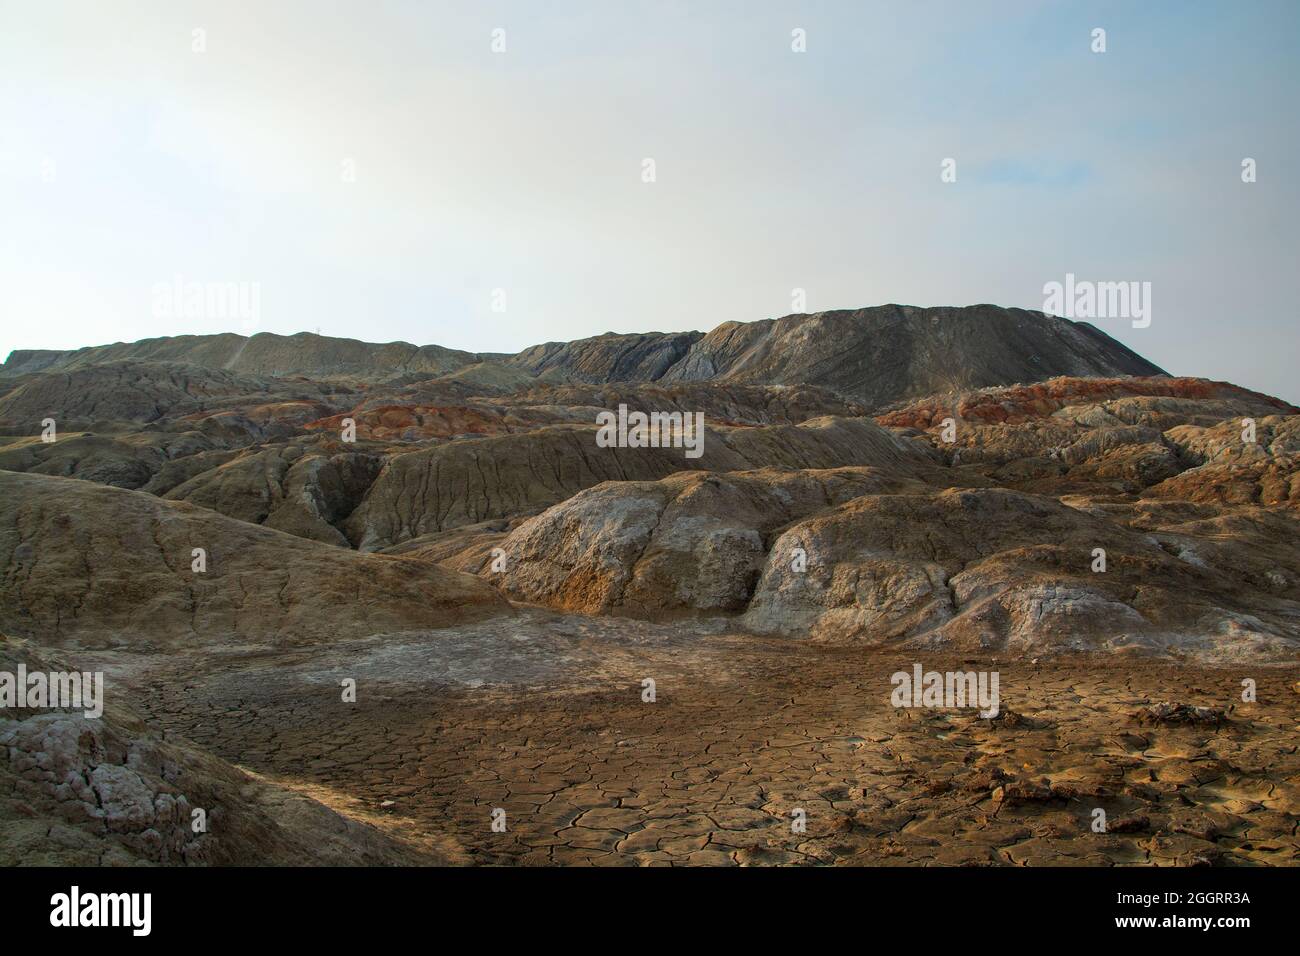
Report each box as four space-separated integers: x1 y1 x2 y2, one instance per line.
0 304 1165 409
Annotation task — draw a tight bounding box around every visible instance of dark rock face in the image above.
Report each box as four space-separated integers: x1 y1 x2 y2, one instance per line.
504 331 703 384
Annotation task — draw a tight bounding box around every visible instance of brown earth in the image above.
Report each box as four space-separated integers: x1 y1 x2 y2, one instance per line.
67 613 1300 867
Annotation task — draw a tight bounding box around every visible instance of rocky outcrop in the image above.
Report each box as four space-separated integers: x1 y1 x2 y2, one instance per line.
471 477 1300 660
0 638 434 864
0 471 508 649
913 421 1184 494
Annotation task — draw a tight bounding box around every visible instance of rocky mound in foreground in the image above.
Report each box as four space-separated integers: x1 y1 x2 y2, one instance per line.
0 471 507 649
484 480 1299 661
0 637 435 865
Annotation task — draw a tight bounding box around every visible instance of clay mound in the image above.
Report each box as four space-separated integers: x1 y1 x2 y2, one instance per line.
660 306 1164 406
381 518 519 573
0 638 436 865
175 397 344 443
475 473 1300 659
743 488 1300 660
432 360 539 393
1119 499 1300 598
349 370 532 410
344 417 941 551
481 467 927 616
0 471 508 649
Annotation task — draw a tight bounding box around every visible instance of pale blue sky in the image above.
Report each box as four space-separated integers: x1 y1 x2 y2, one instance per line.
2 1 1297 399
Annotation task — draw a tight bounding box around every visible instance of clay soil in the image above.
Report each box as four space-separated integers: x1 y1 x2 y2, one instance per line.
90 611 1300 867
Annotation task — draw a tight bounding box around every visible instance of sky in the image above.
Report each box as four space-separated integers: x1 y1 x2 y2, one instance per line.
1 0 1297 400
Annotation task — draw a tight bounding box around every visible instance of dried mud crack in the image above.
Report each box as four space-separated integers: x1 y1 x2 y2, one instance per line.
88 612 1300 867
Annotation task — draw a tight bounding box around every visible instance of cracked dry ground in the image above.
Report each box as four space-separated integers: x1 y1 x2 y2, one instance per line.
99 614 1300 867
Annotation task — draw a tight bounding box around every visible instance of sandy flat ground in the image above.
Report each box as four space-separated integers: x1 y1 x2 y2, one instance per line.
83 610 1300 866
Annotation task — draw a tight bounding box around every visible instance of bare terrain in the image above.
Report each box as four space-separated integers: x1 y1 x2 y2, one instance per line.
2 307 1298 866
